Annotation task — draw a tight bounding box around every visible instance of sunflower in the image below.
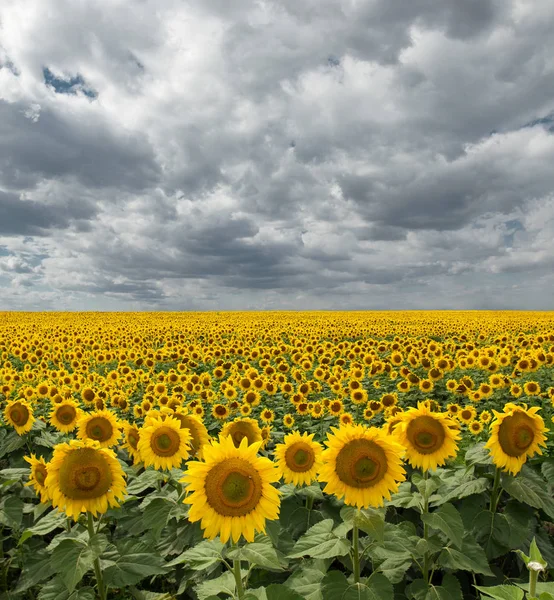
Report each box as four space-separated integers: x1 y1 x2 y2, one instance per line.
138 415 191 471
319 424 406 508
283 414 295 428
485 403 547 475
50 400 82 433
212 404 230 420
340 413 354 426
221 417 263 448
523 381 540 396
4 399 35 435
171 412 210 458
77 409 121 448
469 420 483 435
459 406 477 424
480 410 492 424
393 402 460 472
275 431 323 486
260 408 275 424
510 384 523 398
240 403 252 416
45 439 126 520
24 454 50 502
181 435 280 543
121 421 141 463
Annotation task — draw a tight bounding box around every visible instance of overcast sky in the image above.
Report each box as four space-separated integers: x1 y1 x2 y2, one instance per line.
1 0 554 311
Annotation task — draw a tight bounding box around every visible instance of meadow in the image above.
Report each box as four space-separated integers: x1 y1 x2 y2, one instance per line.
1 311 553 600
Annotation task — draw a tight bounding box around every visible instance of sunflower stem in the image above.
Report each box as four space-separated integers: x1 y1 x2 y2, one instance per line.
489 466 502 513
352 513 361 584
422 470 430 584
233 558 245 600
87 512 106 600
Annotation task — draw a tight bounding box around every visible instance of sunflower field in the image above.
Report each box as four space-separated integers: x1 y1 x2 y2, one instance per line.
1 311 554 600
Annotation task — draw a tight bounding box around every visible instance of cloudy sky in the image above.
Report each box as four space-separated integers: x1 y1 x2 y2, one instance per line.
1 0 554 311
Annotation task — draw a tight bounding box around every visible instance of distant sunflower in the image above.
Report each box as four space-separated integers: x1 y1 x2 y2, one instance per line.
469 420 483 435
485 403 547 475
24 454 50 502
181 435 280 543
221 417 263 448
319 424 406 508
4 399 34 435
50 400 82 433
260 408 275 424
274 431 323 486
45 439 126 519
340 413 354 427
171 412 210 458
121 421 141 463
138 416 191 471
77 409 121 448
393 402 460 472
212 404 230 421
283 414 295 428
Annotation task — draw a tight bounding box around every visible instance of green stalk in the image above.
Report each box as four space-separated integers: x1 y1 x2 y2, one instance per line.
352 511 360 583
233 559 245 600
87 512 106 600
529 569 538 599
489 467 502 513
422 470 430 584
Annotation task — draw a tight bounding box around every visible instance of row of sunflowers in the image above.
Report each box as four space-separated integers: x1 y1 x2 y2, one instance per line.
1 311 554 600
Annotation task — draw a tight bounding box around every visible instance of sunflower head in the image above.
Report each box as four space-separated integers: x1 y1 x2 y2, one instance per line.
221 417 263 448
171 412 210 458
24 454 50 502
485 404 547 475
393 402 460 472
121 421 142 463
4 399 35 435
45 439 126 520
137 415 191 470
50 400 82 433
181 435 280 543
77 409 121 448
318 424 406 508
274 431 323 486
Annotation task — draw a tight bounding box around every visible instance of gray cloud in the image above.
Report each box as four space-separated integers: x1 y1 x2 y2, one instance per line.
1 0 554 309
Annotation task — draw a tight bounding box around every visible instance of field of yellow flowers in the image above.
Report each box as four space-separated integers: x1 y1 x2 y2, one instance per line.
1 311 553 600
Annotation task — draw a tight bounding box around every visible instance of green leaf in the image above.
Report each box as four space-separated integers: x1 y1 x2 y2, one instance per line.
501 468 554 519
13 556 54 593
516 583 554 596
472 510 511 560
408 574 463 600
322 570 393 600
541 460 554 490
142 497 174 539
196 570 244 600
338 506 385 542
51 538 99 592
431 477 489 506
231 542 284 571
266 584 304 600
0 431 25 458
126 469 166 494
421 503 464 549
474 585 524 600
285 567 324 600
38 577 95 600
464 443 493 466
101 543 168 588
20 510 68 542
166 539 224 569
288 519 351 560
439 536 493 576
387 481 423 510
529 537 548 569
0 495 24 529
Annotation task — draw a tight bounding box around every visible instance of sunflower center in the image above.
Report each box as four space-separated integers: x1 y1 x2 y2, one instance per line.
204 457 263 516
406 416 445 454
10 404 29 425
285 442 315 472
498 412 536 456
151 426 181 456
335 438 387 488
58 448 113 499
35 465 47 486
58 406 76 424
86 417 113 442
